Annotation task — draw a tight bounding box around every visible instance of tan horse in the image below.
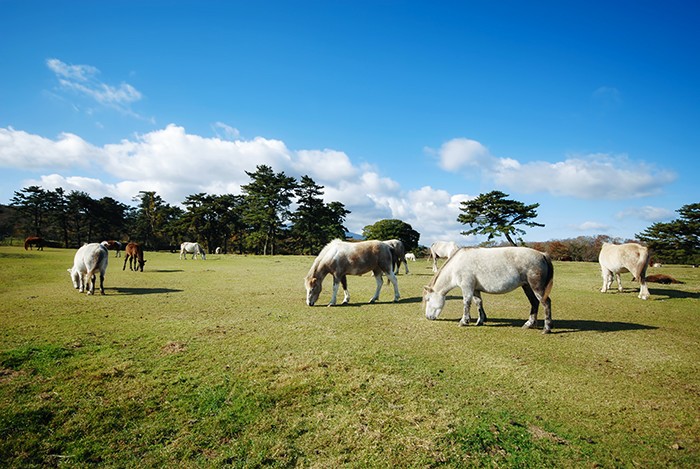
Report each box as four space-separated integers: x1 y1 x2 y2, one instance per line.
305 239 400 306
123 242 147 272
598 243 650 300
424 247 554 333
24 236 44 250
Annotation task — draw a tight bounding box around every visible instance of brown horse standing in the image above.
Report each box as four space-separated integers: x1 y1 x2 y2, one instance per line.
123 242 147 272
24 236 44 250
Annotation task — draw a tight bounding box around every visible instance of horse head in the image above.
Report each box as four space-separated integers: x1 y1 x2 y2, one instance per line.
423 286 445 320
305 276 322 306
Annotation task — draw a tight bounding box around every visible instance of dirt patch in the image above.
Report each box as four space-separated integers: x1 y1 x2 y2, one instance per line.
161 341 187 355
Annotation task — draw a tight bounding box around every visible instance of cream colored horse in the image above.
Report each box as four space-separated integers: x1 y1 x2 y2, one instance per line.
424 247 554 333
429 241 460 272
305 239 400 306
598 242 650 300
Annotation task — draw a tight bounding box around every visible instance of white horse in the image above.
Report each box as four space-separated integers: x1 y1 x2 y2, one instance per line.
383 239 409 274
598 242 650 300
430 241 460 272
423 247 554 333
180 242 207 260
305 239 400 306
68 243 108 295
405 253 416 262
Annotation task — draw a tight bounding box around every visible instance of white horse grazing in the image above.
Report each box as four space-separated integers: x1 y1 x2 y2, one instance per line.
424 247 554 333
68 243 108 295
100 240 122 257
383 239 409 275
430 241 460 272
305 239 400 306
180 242 207 260
405 253 416 262
598 242 650 300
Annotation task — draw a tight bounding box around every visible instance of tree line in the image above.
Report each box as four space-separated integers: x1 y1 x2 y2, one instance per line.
3 165 351 255
3 169 697 264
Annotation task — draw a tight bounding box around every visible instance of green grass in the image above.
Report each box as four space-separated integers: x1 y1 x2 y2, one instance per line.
1 246 698 467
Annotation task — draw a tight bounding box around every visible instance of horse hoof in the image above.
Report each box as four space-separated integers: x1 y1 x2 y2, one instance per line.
458 320 469 327
542 328 552 334
521 322 535 329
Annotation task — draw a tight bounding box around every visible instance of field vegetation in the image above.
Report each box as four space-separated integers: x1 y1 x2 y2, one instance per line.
1 246 698 467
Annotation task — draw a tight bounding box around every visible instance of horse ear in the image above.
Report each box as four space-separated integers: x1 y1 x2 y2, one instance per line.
423 286 433 294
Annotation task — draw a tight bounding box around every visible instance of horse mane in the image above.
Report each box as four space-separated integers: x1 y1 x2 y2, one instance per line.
427 247 465 288
307 239 343 278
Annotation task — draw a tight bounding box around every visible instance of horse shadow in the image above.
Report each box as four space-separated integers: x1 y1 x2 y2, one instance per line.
110 287 183 296
150 269 185 273
433 316 657 334
648 288 700 300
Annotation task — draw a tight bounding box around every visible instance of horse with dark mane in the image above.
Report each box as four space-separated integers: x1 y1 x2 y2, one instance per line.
24 236 44 250
123 242 147 272
423 246 554 333
101 240 123 257
305 239 400 306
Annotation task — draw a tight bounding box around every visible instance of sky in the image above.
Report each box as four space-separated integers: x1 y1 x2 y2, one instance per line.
1 0 698 246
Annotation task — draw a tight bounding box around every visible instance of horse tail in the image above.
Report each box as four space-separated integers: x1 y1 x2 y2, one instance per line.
541 253 554 303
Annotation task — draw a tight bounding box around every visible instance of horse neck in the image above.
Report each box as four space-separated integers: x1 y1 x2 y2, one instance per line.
430 260 458 296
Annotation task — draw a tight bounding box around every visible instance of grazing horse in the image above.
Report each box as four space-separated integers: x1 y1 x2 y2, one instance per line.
24 236 44 250
429 241 460 272
123 242 147 272
423 247 554 333
405 253 416 262
305 239 400 306
598 242 650 300
101 240 122 257
180 242 206 260
383 239 409 275
68 243 108 295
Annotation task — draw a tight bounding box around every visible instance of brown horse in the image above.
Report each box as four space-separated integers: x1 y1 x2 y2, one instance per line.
123 242 147 272
24 236 44 250
101 240 123 257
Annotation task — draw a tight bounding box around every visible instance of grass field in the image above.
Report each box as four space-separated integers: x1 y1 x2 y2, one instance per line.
1 246 698 467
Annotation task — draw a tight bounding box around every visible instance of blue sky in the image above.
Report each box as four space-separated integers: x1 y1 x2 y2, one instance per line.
1 1 698 246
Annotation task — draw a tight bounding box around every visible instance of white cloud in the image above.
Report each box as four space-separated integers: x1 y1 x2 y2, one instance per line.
46 58 146 118
431 138 676 199
212 122 241 140
0 127 94 169
616 205 675 222
575 221 609 231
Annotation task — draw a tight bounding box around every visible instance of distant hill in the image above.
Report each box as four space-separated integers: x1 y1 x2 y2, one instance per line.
345 231 364 240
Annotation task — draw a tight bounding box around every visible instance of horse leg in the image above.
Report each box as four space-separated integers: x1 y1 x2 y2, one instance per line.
340 275 350 305
123 255 128 271
87 273 96 295
329 276 340 306
615 273 623 292
459 292 473 327
473 291 487 326
369 271 383 303
99 271 105 295
521 284 540 330
600 269 611 292
385 269 400 302
638 277 650 300
432 255 438 273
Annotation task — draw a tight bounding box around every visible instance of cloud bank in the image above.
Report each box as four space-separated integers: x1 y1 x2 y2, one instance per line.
432 138 676 200
0 127 677 246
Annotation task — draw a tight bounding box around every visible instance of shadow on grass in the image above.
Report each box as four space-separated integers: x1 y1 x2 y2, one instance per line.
149 269 185 273
433 316 657 333
109 287 183 295
648 288 700 300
